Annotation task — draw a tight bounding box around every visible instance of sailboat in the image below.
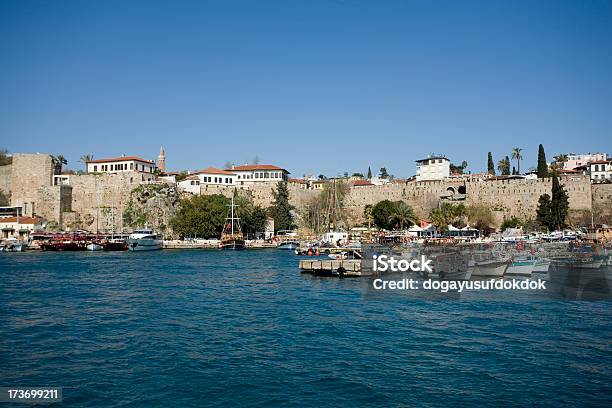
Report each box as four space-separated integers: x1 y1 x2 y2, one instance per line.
220 196 245 250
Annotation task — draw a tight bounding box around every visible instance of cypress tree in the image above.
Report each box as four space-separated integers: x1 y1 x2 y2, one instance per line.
487 152 495 175
550 172 569 230
536 172 569 231
268 181 295 232
536 193 552 230
537 144 548 178
367 166 372 179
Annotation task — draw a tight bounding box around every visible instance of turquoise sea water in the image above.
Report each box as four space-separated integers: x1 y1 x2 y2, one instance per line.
1 250 611 407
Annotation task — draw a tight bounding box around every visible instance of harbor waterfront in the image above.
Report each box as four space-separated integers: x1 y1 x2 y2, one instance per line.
1 250 611 407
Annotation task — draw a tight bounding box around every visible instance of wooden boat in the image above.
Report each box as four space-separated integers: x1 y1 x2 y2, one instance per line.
220 196 245 250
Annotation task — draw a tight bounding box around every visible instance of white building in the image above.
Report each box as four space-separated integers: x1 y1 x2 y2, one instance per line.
195 167 236 185
228 164 289 185
562 153 607 171
0 216 44 240
177 167 238 194
588 160 612 182
369 176 390 185
416 156 450 181
87 156 156 174
176 175 201 194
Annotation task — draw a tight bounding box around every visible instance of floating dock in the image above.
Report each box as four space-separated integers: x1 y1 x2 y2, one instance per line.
299 259 366 277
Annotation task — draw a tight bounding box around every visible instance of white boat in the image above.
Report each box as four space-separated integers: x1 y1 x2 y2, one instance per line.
86 243 103 251
0 238 26 252
127 229 163 251
506 258 537 276
328 251 348 260
473 260 509 277
533 258 551 273
277 240 300 250
551 257 603 270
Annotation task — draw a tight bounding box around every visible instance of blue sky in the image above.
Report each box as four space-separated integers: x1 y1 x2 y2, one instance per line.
1 0 611 177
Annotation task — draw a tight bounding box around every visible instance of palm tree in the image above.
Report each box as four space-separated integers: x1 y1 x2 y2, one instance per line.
52 155 67 174
497 157 510 175
388 201 417 230
79 154 93 171
554 154 568 170
511 147 523 174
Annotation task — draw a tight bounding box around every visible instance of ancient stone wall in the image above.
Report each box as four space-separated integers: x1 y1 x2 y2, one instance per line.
36 185 72 227
0 163 12 198
67 172 149 231
592 183 612 224
10 153 54 216
195 176 593 228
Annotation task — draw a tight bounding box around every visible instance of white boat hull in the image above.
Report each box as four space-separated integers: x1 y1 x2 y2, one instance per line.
533 259 551 273
127 238 163 251
473 261 508 277
506 260 536 276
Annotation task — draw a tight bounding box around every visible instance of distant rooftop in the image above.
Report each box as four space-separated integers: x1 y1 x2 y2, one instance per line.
416 156 449 163
195 167 236 175
87 156 154 164
229 164 287 171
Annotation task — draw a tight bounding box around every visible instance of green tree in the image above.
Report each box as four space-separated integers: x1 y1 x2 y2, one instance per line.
537 144 548 178
536 193 553 230
450 161 468 175
268 181 295 232
352 172 364 179
388 201 418 230
466 204 495 234
429 203 466 231
0 149 12 166
500 217 523 230
364 204 373 228
234 194 268 235
371 200 397 230
0 190 9 206
79 154 93 171
52 154 67 174
487 152 495 175
379 167 389 179
367 166 372 179
175 171 188 182
511 147 523 174
170 194 229 238
550 172 569 230
497 156 510 175
554 154 568 169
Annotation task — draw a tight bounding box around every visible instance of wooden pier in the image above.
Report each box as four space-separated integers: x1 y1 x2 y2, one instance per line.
299 259 366 277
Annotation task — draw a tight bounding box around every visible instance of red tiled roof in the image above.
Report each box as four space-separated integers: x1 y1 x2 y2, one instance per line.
288 178 307 184
195 167 236 175
230 164 286 171
0 216 42 224
589 160 612 165
183 175 199 181
352 180 373 186
87 156 154 164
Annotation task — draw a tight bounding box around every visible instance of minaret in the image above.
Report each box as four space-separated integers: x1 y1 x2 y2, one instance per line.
158 146 166 173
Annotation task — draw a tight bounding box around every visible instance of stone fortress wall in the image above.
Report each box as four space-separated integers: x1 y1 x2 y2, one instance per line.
0 153 606 231
0 162 12 197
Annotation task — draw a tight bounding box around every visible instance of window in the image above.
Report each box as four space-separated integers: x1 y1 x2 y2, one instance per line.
93 165 97 172
130 163 133 170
